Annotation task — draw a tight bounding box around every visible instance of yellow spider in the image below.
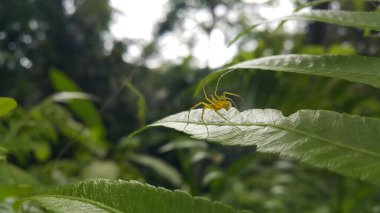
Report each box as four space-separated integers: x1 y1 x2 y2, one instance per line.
185 70 242 137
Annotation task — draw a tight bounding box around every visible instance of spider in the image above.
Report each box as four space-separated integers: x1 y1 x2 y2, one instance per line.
185 69 243 138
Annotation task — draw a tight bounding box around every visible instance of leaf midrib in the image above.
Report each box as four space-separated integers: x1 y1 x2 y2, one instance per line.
168 120 380 160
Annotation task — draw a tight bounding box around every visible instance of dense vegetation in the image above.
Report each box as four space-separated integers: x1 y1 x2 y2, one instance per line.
1 0 380 212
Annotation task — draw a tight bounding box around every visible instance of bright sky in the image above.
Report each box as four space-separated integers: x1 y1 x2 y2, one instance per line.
110 0 169 41
110 0 295 68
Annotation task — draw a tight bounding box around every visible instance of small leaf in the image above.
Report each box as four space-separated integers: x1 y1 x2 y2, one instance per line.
125 81 147 127
81 160 120 179
0 147 7 161
0 98 17 116
24 179 250 213
150 108 380 186
129 154 183 186
51 92 100 103
159 139 208 153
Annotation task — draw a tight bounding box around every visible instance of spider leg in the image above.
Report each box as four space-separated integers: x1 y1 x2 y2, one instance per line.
214 67 239 97
201 106 210 140
223 92 243 101
202 81 213 103
185 102 211 133
212 109 244 135
186 102 207 128
210 95 221 109
190 102 209 110
213 93 222 101
214 91 221 99
185 101 216 140
224 96 238 108
185 102 243 139
223 92 244 107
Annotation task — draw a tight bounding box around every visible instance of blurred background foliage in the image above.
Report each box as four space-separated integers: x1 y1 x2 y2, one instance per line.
1 0 380 212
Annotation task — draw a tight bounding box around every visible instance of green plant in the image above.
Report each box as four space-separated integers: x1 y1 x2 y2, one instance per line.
151 9 380 186
0 97 17 161
5 6 380 213
131 8 380 212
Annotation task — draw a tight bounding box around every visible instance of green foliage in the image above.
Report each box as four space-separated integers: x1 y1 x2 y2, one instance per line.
124 81 147 127
0 98 17 117
0 97 16 161
128 154 183 187
3 1 380 213
0 147 6 161
21 179 250 213
148 7 380 211
0 162 39 199
50 69 106 140
0 99 101 163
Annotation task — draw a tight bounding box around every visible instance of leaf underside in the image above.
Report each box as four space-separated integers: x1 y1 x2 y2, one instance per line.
196 54 380 96
288 10 380 31
27 179 250 213
230 54 380 89
151 108 380 186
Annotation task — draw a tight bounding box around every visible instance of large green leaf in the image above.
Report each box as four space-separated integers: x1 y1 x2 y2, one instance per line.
23 179 250 213
198 54 380 95
150 108 380 186
0 97 17 116
229 55 380 88
230 10 380 45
